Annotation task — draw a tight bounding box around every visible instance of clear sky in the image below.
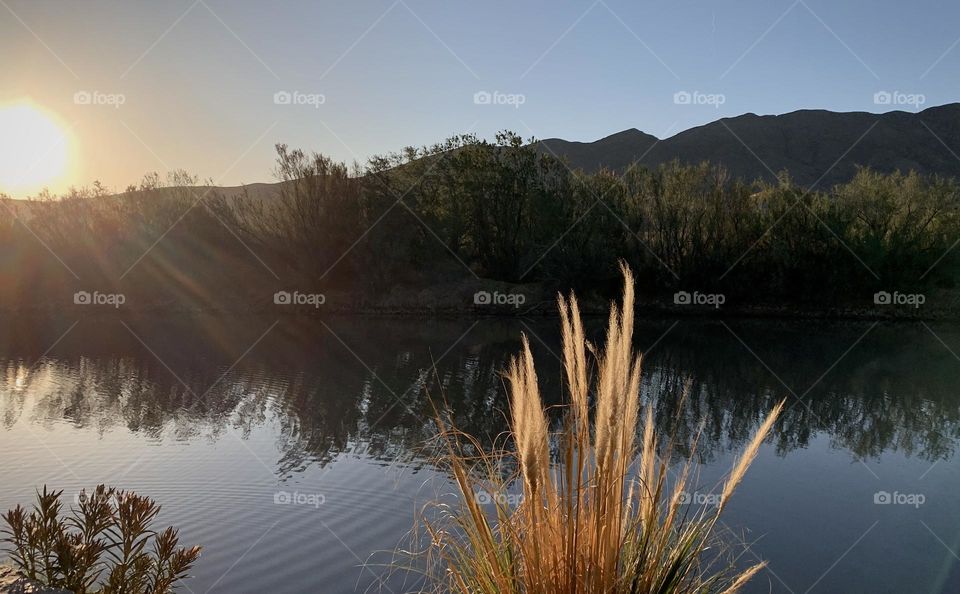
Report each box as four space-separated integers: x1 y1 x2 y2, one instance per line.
1 0 958 196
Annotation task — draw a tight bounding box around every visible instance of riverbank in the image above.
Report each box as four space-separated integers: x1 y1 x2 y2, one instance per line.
2 278 958 320
0 566 70 594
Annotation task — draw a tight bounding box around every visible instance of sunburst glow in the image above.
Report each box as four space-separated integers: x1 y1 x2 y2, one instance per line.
0 102 71 196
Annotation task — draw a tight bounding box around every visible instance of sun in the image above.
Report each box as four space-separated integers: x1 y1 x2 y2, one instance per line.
0 102 72 197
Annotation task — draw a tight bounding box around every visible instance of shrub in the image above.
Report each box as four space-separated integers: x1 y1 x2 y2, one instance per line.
6 134 960 309
1 485 200 594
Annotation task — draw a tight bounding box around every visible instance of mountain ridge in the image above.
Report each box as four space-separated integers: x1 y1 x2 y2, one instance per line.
536 103 960 188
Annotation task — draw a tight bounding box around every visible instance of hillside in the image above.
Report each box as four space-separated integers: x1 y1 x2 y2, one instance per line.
538 103 960 188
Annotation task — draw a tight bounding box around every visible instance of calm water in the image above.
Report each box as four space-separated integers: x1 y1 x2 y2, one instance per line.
1 314 959 593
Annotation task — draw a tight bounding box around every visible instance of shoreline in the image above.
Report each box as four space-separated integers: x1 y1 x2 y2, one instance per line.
0 301 952 321
3 275 955 321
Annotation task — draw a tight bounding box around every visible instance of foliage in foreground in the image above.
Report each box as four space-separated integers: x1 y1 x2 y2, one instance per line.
1 485 201 594
419 266 784 593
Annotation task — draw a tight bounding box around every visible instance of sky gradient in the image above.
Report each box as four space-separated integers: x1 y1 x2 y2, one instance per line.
2 0 958 195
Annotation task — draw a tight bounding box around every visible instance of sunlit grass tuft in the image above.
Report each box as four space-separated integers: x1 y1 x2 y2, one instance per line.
419 264 784 593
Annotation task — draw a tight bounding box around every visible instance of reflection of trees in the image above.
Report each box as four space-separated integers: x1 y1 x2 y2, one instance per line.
644 321 960 462
1 316 959 474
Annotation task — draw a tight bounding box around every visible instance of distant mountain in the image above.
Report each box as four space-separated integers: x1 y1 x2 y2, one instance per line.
537 103 960 188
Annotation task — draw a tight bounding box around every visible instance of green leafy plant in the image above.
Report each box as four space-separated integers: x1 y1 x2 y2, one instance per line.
1 485 201 594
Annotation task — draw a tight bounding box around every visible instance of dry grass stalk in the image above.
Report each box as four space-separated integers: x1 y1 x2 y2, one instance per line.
421 264 784 593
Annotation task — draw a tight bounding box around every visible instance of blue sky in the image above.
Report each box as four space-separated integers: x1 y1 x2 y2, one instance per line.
1 0 958 193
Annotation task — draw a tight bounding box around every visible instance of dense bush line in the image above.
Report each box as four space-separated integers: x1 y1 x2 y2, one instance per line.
2 131 958 308
217 131 960 302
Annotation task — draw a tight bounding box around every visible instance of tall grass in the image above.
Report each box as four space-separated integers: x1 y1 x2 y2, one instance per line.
422 265 784 593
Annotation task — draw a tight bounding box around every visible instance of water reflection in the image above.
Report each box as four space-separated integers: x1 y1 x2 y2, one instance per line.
647 321 960 462
1 315 958 473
